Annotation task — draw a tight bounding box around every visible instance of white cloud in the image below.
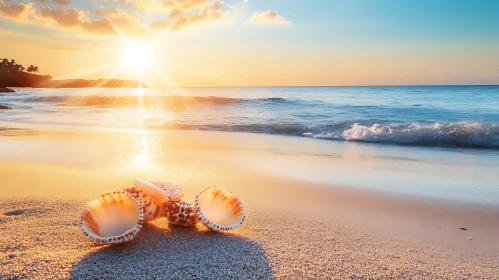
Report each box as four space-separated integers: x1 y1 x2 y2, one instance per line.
0 3 38 22
249 10 290 25
53 0 71 5
39 6 145 35
151 0 225 31
0 0 230 35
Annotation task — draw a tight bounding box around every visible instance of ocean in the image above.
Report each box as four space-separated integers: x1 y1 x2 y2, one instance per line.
1 85 499 205
1 85 499 148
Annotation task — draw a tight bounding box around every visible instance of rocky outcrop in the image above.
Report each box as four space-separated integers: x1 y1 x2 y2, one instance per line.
0 104 12 109
0 87 15 93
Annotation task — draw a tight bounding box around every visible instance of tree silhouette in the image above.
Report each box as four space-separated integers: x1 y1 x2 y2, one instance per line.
27 65 40 74
0 59 41 74
0 57 49 87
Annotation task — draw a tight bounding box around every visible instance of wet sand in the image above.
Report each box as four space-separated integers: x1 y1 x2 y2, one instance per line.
1 128 498 279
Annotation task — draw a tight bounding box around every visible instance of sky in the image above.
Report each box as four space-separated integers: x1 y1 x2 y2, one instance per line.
1 0 498 87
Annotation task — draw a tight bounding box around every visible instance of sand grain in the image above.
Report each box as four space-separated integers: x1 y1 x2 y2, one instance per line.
1 199 497 279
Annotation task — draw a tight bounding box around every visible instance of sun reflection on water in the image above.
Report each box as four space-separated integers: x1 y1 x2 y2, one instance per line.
135 88 145 96
134 130 150 166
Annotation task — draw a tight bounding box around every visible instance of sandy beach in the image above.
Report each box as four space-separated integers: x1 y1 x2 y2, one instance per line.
1 128 499 279
2 0 499 277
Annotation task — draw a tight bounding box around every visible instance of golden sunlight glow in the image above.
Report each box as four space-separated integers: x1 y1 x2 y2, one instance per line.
135 88 146 96
135 131 150 165
122 42 154 71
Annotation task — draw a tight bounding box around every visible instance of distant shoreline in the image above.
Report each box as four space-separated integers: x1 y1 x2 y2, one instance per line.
1 58 146 89
1 79 147 94
17 79 147 89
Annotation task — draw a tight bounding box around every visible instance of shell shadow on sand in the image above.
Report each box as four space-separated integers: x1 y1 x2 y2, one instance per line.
70 223 275 279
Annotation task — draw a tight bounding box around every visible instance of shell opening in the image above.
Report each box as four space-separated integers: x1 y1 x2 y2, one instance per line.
134 178 170 206
198 188 244 227
81 192 140 238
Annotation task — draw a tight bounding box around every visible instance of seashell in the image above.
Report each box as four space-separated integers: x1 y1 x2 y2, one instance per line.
164 199 199 227
149 180 183 202
132 178 183 222
124 186 161 222
195 186 246 232
79 190 144 244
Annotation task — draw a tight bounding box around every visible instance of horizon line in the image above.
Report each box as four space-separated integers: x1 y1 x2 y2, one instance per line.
6 84 499 89
139 84 499 89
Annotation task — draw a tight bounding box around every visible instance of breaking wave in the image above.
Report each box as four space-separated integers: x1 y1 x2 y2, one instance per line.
154 121 499 148
13 90 499 148
308 122 499 148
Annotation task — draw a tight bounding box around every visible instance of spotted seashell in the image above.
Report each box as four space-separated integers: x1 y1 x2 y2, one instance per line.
195 186 246 232
149 180 183 203
79 190 144 244
164 199 199 227
124 186 161 222
132 178 183 222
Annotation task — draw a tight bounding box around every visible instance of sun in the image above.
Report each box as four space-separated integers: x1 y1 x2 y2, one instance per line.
122 42 154 71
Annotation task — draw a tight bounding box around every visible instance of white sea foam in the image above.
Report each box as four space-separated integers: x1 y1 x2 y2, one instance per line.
3 87 499 149
308 122 499 148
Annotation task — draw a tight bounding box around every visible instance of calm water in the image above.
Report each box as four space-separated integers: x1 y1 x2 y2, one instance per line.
1 85 499 148
1 86 499 204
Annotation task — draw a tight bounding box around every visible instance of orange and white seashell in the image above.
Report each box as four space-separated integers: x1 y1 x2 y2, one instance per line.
149 180 183 203
195 186 246 232
132 178 183 222
124 186 161 222
164 199 199 227
78 190 144 244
